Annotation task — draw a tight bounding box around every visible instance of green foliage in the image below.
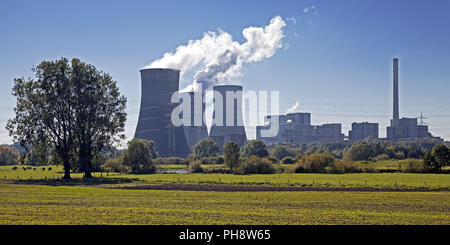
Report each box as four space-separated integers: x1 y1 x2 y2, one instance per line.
122 139 156 174
241 140 269 158
281 156 295 164
344 143 372 161
399 159 426 173
424 144 450 172
188 160 204 173
432 144 450 169
235 156 274 174
199 156 224 165
7 58 127 179
154 157 188 165
193 138 220 159
0 145 20 165
292 153 335 173
328 161 376 174
102 157 128 173
372 154 390 161
270 145 299 160
223 142 240 172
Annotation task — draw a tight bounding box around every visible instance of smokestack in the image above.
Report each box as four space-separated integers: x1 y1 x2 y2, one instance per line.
134 68 190 157
393 58 399 127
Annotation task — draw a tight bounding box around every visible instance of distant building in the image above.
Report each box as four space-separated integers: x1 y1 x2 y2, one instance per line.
387 117 431 140
349 122 379 141
257 112 344 144
386 58 436 141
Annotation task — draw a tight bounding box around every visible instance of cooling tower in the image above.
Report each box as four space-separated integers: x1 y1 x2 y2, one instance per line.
180 91 209 151
209 85 247 147
134 68 190 157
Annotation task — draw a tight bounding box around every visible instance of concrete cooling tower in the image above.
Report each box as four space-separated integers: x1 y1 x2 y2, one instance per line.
209 85 247 147
180 91 209 151
134 68 190 157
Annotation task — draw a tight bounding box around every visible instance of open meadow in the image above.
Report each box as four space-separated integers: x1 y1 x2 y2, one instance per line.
1 165 450 190
0 183 449 225
1 165 449 225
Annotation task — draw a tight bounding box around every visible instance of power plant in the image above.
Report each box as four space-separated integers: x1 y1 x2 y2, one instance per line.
134 58 441 156
134 70 247 157
386 58 436 140
256 113 344 144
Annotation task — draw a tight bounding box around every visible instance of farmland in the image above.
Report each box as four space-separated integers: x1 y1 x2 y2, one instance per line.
1 165 450 190
0 183 449 225
1 164 449 225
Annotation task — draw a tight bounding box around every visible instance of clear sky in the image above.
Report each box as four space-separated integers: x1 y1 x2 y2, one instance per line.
1 0 449 145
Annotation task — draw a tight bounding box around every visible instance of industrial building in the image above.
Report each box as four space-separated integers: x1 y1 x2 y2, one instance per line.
134 68 190 157
209 85 247 147
256 112 344 144
349 122 379 141
386 58 434 140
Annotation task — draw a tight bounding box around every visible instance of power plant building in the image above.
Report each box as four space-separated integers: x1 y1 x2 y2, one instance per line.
349 122 379 141
257 112 344 144
386 58 434 140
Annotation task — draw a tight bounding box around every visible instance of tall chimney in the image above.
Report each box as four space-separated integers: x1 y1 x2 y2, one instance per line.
393 58 399 127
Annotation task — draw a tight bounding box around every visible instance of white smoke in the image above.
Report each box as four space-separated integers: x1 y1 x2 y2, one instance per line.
287 101 301 114
145 16 286 91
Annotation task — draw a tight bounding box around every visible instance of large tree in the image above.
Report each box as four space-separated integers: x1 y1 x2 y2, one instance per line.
122 138 155 174
240 140 269 158
71 59 126 178
7 58 126 179
193 138 221 159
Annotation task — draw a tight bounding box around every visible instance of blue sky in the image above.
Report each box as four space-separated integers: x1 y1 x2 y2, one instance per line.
0 0 449 144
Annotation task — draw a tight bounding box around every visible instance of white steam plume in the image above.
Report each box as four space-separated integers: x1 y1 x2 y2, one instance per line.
145 16 286 91
287 101 301 114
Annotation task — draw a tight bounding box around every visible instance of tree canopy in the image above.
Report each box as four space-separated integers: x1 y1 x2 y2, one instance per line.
223 142 240 172
7 58 127 178
193 138 221 159
240 140 269 158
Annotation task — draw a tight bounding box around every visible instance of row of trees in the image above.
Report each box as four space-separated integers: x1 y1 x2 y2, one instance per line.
6 58 127 179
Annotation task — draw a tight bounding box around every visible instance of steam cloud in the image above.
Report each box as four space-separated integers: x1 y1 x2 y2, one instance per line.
287 101 301 114
146 16 286 91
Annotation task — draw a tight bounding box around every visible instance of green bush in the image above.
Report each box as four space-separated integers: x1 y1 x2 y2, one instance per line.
199 156 224 165
235 156 274 174
372 154 389 161
241 140 269 158
122 139 156 174
223 142 240 172
188 160 204 173
281 156 295 164
154 157 188 165
270 145 299 160
399 159 426 173
102 157 129 173
0 145 20 165
292 153 335 173
327 161 377 174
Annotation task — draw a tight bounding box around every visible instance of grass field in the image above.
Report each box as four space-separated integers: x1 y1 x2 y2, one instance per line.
1 165 450 189
0 183 449 225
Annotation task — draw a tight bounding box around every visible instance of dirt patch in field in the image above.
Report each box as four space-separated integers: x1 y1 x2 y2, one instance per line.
115 184 449 192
